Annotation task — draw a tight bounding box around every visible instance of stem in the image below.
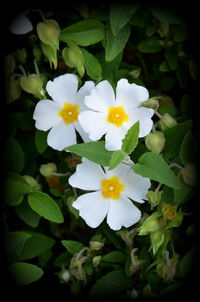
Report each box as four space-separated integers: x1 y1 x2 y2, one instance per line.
165 250 171 267
154 110 163 119
169 163 183 170
19 64 27 77
155 182 163 193
76 247 90 260
33 59 40 75
52 172 71 177
33 9 46 21
130 248 138 265
136 53 149 78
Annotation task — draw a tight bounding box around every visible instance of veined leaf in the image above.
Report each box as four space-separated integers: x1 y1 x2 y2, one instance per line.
61 240 84 255
108 150 126 170
81 48 102 80
122 121 140 155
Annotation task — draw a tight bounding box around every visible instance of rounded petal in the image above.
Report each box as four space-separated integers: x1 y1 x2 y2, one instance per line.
105 162 130 180
116 79 149 109
9 13 33 34
74 122 91 143
84 80 115 113
69 158 106 191
121 168 151 203
105 126 127 151
127 107 154 137
78 111 108 141
75 81 95 110
47 121 76 151
33 100 61 131
46 74 78 106
107 196 141 230
73 192 109 228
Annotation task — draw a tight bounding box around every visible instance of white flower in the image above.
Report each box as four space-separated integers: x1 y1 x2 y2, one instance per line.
9 11 33 35
78 79 154 151
69 158 151 231
33 74 94 151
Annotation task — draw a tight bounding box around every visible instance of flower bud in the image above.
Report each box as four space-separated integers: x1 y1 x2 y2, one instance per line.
145 131 166 154
62 42 85 77
150 229 165 255
180 162 198 186
92 256 102 268
160 202 177 221
140 98 159 110
89 234 105 250
37 20 60 50
20 74 44 98
156 254 178 281
40 162 57 177
22 175 41 191
59 269 70 283
139 212 161 236
146 191 162 209
159 113 177 130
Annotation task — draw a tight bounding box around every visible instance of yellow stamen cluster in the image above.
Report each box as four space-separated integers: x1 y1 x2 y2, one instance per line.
106 106 129 127
101 176 125 200
58 102 79 124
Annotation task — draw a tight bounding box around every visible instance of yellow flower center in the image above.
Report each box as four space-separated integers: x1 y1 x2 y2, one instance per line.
58 102 79 124
101 176 125 200
106 106 129 127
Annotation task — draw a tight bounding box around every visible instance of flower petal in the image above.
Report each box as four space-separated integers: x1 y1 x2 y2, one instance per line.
74 122 91 143
46 74 78 106
47 121 76 151
107 196 141 230
9 13 33 35
84 80 115 113
105 162 130 180
78 111 108 141
121 168 151 203
127 107 154 137
73 191 109 228
69 158 106 191
105 126 127 151
116 79 149 109
33 100 61 131
75 81 95 111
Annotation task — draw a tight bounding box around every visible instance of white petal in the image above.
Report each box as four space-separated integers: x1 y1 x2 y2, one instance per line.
46 74 78 106
73 192 109 228
33 100 61 131
47 121 76 151
74 122 91 143
69 158 106 191
105 162 130 180
84 80 115 113
9 14 33 34
78 111 108 141
127 107 154 137
75 81 95 110
107 196 141 231
116 79 149 109
122 168 151 203
105 126 127 151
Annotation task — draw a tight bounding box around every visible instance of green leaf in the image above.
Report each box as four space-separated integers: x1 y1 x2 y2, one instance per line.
165 47 178 70
150 6 185 25
5 176 31 206
5 137 25 173
103 251 125 263
19 231 55 260
28 191 64 223
159 61 171 72
179 247 196 278
109 4 139 35
173 173 193 203
61 240 84 255
105 24 131 62
59 20 105 46
90 270 131 297
179 131 195 165
108 150 126 170
81 48 102 80
122 121 140 155
133 152 181 189
137 37 162 53
35 130 48 154
9 262 43 286
15 199 41 228
163 120 193 159
65 141 113 166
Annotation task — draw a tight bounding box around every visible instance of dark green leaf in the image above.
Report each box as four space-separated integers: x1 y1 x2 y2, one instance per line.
150 6 185 24
35 130 48 154
9 262 43 286
15 199 41 228
179 247 196 278
5 176 31 206
179 131 195 165
137 37 162 53
5 137 25 173
66 141 113 167
28 191 64 223
133 152 181 189
122 121 140 155
61 240 84 255
81 48 102 80
103 251 125 263
165 47 178 70
59 20 105 46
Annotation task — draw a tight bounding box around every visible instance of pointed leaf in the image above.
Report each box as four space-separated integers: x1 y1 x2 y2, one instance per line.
61 240 84 255
109 150 126 170
81 48 102 80
122 121 140 155
9 262 43 286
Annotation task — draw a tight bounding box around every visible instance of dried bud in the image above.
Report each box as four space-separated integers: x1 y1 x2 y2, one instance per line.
145 131 166 154
181 162 198 186
159 113 177 130
89 234 105 250
40 162 57 177
156 253 178 281
140 98 159 110
92 256 102 268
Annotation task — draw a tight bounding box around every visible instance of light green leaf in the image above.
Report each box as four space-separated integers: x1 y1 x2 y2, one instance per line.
59 20 105 46
122 121 140 155
61 240 84 255
81 48 102 80
15 199 41 228
137 37 162 53
28 191 64 223
9 262 43 286
65 141 113 167
133 152 181 189
35 130 48 154
19 231 55 260
108 150 126 170
105 24 131 62
103 251 125 263
109 4 139 35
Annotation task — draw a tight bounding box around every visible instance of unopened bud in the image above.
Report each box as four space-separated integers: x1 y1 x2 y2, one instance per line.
20 74 44 98
92 256 102 268
37 20 60 50
139 212 161 236
89 234 105 250
160 202 177 221
181 162 198 186
62 42 85 77
60 269 70 283
40 162 57 177
156 253 178 281
22 175 41 191
159 113 177 130
150 229 165 255
146 191 162 209
145 131 166 154
141 98 159 110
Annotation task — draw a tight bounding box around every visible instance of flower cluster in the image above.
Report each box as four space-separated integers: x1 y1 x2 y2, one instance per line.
33 73 154 230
